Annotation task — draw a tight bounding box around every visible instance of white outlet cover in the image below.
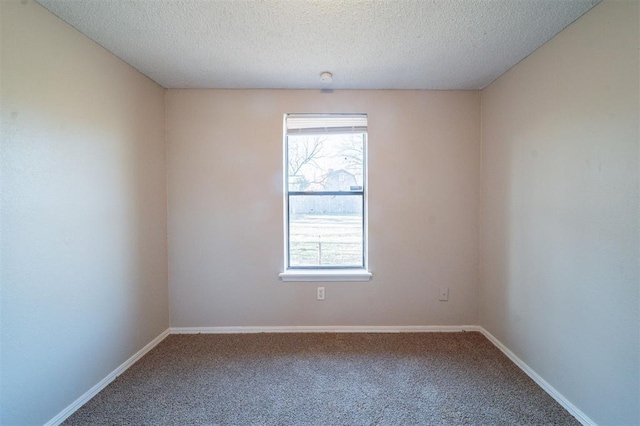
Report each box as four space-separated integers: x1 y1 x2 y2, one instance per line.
439 287 449 301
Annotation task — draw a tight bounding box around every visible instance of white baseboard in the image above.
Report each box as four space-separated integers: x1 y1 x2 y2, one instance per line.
478 327 596 426
170 325 481 334
45 328 170 426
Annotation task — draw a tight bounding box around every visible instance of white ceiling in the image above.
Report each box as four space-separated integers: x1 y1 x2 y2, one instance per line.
36 0 600 90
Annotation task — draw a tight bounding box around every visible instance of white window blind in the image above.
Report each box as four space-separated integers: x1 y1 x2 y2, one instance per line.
286 114 367 135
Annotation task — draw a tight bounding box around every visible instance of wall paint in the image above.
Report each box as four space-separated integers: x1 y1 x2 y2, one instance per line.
0 1 168 424
167 90 480 328
480 1 639 424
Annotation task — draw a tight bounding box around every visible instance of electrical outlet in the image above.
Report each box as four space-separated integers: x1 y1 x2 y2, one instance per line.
317 287 325 301
439 287 449 301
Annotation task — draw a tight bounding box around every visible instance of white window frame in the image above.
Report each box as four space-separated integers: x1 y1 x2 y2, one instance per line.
279 113 372 282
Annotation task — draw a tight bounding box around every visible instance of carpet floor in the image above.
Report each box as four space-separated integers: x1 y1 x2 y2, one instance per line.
64 332 578 425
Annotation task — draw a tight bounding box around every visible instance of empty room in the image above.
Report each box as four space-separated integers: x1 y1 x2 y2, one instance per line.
1 0 638 425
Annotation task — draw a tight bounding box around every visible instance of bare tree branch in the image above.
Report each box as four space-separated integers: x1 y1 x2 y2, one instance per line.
337 135 363 171
288 136 326 177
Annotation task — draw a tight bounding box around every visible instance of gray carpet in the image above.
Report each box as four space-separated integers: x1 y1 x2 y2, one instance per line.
64 332 578 425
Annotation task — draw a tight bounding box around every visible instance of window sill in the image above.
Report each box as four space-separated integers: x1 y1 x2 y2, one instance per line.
279 269 372 282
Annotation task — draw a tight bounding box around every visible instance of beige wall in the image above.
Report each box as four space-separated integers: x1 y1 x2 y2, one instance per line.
0 1 168 424
480 1 639 424
167 90 480 328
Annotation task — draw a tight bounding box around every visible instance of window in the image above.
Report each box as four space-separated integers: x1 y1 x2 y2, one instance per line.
279 114 372 282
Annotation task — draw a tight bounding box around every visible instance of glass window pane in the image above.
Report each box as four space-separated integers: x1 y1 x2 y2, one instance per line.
289 195 363 268
287 134 364 192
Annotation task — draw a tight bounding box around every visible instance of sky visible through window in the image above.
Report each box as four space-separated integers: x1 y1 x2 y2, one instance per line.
288 134 363 192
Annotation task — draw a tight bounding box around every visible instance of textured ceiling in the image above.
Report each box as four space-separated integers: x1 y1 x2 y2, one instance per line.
36 0 600 90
